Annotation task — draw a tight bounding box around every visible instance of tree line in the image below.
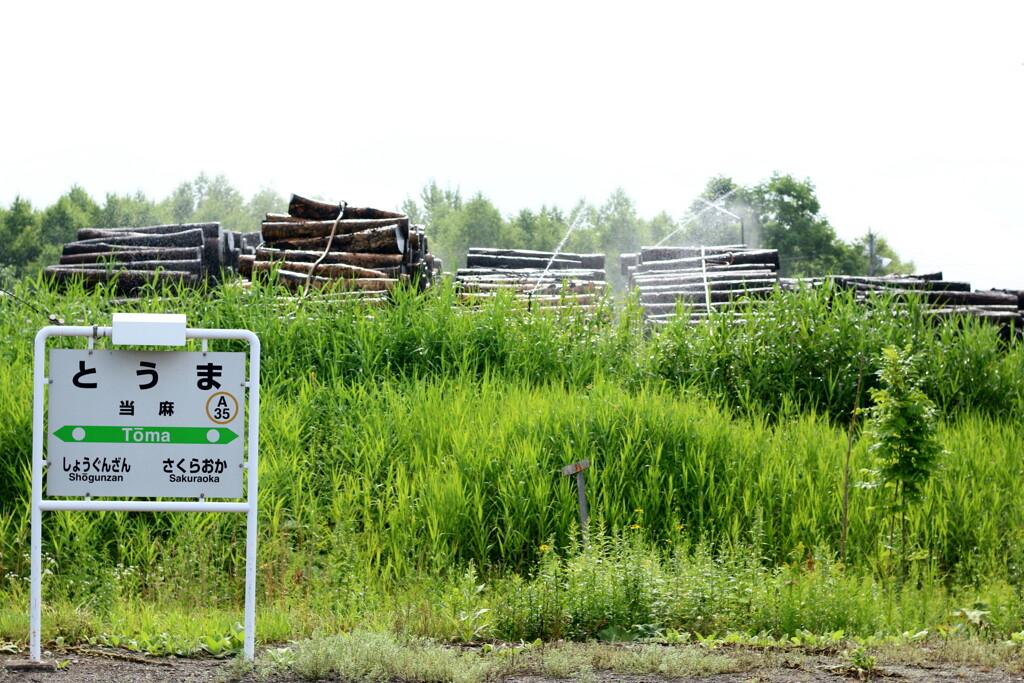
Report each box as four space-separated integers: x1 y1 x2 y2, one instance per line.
0 174 287 283
0 172 911 285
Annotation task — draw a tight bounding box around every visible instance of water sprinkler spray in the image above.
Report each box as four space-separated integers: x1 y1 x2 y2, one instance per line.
655 186 739 247
528 207 589 296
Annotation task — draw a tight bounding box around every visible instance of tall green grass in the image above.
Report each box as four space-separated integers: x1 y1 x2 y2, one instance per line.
1 275 1024 641
652 285 1024 420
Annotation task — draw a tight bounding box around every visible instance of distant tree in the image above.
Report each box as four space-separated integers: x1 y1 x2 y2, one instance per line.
560 199 600 254
678 175 747 246
155 174 270 232
504 208 536 249
430 184 463 233
399 196 422 225
40 186 101 245
678 174 914 278
99 191 162 229
246 186 287 229
847 233 915 276
404 182 468 268
192 174 251 232
163 182 196 224
433 193 504 268
637 211 677 249
506 206 567 252
747 173 846 277
592 188 641 256
0 197 43 274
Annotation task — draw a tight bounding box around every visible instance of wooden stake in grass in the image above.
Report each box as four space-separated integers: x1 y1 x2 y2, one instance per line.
562 459 591 546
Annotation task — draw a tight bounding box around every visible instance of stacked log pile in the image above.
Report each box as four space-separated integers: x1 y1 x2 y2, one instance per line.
44 222 226 294
625 244 1023 336
626 246 781 324
223 231 262 272
454 248 606 310
827 274 1024 335
237 194 434 297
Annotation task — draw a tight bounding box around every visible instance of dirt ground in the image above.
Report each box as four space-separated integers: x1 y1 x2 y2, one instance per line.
3 645 1024 682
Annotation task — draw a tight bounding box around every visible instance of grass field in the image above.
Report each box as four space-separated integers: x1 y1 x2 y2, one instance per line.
1 276 1024 650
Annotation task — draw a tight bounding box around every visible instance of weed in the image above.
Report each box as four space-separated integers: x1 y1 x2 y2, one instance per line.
847 645 877 675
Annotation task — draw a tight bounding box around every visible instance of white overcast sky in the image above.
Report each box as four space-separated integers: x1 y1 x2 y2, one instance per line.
2 1 1021 289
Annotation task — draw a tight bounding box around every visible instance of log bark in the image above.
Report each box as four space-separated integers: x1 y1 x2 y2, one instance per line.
640 286 777 305
287 195 346 221
76 223 221 241
639 245 748 262
47 260 203 275
62 228 205 255
275 269 398 292
251 259 388 279
237 254 255 277
640 299 763 316
266 225 407 254
343 206 407 220
261 217 410 241
995 289 1024 310
203 237 223 277
637 279 779 296
632 270 775 288
631 270 777 287
848 286 1018 307
457 281 599 295
254 247 404 269
830 276 972 292
59 246 204 265
287 194 405 221
407 229 422 258
634 249 780 273
239 232 262 250
466 254 596 270
620 253 639 276
468 248 605 269
456 267 606 281
459 292 598 305
457 274 602 284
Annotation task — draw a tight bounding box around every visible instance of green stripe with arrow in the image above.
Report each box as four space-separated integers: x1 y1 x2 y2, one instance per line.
53 425 238 445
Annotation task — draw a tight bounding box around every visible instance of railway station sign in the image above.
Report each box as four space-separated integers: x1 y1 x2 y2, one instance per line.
47 349 246 498
30 314 261 662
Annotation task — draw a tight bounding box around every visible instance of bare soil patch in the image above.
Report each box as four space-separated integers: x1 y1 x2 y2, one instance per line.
3 644 1023 682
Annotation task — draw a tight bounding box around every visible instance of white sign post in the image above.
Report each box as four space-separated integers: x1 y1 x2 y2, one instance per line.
29 313 260 662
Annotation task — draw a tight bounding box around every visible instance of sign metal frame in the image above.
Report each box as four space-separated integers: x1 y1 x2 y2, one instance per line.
29 320 261 662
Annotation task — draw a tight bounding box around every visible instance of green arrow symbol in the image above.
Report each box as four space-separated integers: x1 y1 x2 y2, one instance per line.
53 425 239 445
